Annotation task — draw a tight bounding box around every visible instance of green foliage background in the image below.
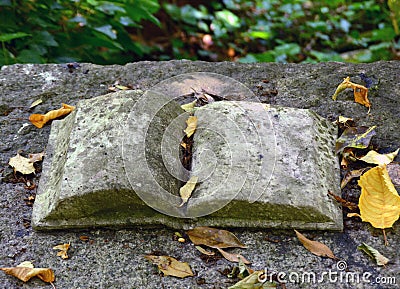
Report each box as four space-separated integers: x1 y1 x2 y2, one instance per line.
0 0 399 66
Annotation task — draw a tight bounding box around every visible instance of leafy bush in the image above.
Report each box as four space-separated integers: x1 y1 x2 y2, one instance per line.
0 0 160 65
0 0 399 65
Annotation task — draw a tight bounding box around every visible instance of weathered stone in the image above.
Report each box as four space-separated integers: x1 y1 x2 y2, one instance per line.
188 101 342 230
32 89 187 229
32 88 342 230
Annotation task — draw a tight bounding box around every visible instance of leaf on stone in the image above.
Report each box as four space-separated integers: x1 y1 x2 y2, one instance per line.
294 230 336 259
53 243 70 259
29 99 43 108
359 149 399 165
387 163 400 187
187 226 247 249
335 126 376 154
184 116 197 137
195 246 215 256
8 153 35 175
347 213 362 218
358 165 400 229
217 248 251 264
340 168 370 189
332 76 370 110
0 261 55 283
28 152 45 163
328 191 358 211
228 271 276 289
181 100 197 112
337 116 354 125
179 176 198 207
358 243 389 266
29 103 75 128
145 255 194 278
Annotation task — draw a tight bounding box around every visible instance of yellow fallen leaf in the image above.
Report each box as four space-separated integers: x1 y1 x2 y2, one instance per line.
294 230 336 259
29 103 75 128
358 165 400 229
29 99 42 108
179 176 198 207
0 261 55 283
338 116 354 124
358 243 389 266
359 149 399 165
181 100 197 112
187 226 247 249
216 248 251 264
184 116 197 137
332 77 370 110
8 153 35 175
53 243 70 259
347 213 362 218
145 255 194 278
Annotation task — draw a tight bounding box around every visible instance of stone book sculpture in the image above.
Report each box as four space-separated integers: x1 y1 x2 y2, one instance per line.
32 73 342 230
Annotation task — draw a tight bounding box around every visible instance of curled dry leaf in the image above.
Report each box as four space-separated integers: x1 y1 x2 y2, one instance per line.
216 248 251 264
294 230 336 259
179 176 198 207
340 168 370 189
359 149 399 165
29 99 43 108
328 191 358 211
145 255 194 278
28 152 45 163
8 153 35 175
358 165 400 229
358 243 389 266
187 226 247 249
195 246 215 256
335 126 376 154
0 261 55 283
29 103 75 128
53 243 70 259
184 116 197 138
332 76 370 110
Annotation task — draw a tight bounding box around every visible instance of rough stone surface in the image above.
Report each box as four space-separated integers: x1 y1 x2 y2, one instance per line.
0 61 399 289
32 94 341 230
189 101 341 230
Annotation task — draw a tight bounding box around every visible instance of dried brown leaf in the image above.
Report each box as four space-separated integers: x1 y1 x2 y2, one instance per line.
0 262 55 283
28 152 45 163
195 246 215 256
53 243 70 259
328 191 358 211
340 168 370 189
216 248 251 264
187 226 247 249
145 255 194 278
294 230 336 259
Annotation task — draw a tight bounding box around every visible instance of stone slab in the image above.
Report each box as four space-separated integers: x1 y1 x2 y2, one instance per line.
32 88 342 230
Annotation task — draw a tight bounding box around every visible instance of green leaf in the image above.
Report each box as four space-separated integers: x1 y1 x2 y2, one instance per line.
358 243 389 266
94 25 117 40
0 32 30 42
216 10 240 28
